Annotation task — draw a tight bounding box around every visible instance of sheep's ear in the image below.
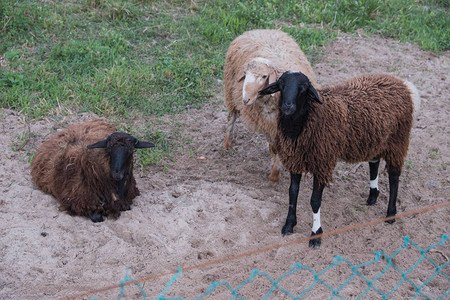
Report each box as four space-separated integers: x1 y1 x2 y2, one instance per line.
308 85 322 104
259 82 280 95
135 141 155 148
268 69 277 84
87 140 108 149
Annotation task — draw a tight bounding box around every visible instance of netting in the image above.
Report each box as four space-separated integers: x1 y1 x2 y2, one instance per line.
92 234 448 300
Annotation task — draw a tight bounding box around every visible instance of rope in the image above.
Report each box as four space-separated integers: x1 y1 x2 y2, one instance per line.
57 201 450 300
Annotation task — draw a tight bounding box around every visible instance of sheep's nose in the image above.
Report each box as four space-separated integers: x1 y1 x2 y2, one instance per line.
282 103 296 116
243 98 250 105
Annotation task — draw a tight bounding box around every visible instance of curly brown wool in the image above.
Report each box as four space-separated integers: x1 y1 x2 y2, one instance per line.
275 74 416 185
31 119 153 222
259 72 420 247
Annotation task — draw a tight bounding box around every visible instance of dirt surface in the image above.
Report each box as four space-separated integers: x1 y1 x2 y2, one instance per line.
1 35 449 299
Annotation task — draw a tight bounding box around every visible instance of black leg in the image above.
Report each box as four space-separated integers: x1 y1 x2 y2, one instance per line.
386 171 400 224
282 173 301 236
309 175 325 248
367 159 380 205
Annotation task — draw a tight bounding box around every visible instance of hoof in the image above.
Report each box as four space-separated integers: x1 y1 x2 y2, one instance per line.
385 211 397 224
366 188 380 206
309 238 321 248
89 213 104 223
125 203 131 210
269 168 280 183
282 221 296 236
224 136 233 149
309 227 323 249
385 215 396 224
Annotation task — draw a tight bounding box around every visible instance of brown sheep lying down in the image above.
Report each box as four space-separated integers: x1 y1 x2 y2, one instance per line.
31 119 154 222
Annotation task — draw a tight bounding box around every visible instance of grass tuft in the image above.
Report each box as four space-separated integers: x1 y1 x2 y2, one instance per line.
1 0 448 165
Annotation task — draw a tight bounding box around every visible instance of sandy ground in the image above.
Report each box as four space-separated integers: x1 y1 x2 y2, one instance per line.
0 35 449 300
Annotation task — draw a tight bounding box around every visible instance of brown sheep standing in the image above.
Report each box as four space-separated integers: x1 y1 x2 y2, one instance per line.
223 29 316 183
259 72 421 248
30 119 154 222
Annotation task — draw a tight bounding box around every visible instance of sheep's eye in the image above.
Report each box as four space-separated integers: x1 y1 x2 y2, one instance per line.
261 75 267 79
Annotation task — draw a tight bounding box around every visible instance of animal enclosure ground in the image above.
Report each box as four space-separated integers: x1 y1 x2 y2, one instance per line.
0 35 449 299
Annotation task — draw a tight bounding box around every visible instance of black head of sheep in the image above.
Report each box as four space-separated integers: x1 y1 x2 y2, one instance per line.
259 71 322 116
88 132 154 181
259 71 322 139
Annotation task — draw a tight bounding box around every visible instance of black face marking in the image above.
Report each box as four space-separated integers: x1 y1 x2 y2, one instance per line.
88 132 154 181
110 145 130 181
260 71 322 140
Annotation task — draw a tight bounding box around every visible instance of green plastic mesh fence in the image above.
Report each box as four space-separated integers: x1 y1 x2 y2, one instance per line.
92 235 448 300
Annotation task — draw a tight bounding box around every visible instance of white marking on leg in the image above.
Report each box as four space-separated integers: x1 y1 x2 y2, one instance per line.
312 209 321 233
370 175 379 190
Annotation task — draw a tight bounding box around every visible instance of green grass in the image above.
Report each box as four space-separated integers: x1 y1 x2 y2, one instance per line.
1 0 448 165
117 118 189 169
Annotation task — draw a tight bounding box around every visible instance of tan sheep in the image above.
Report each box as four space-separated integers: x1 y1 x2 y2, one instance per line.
223 29 316 183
